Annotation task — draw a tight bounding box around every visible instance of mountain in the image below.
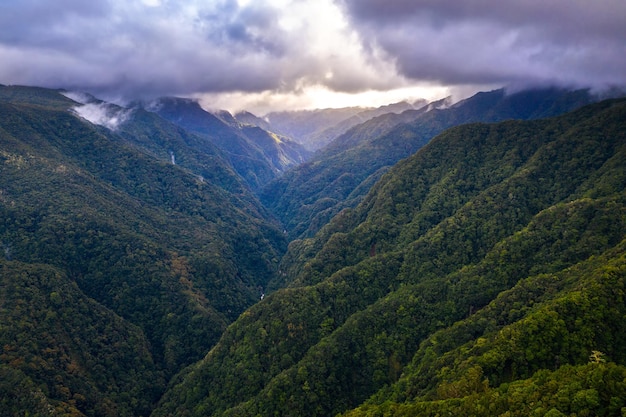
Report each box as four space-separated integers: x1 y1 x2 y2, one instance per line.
147 97 310 191
234 110 273 131
299 101 420 151
152 98 626 417
260 101 417 151
0 85 287 415
261 87 597 241
263 106 366 150
3 84 626 417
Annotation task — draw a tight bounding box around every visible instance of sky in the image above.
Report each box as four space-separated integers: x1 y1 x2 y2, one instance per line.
1 0 625 114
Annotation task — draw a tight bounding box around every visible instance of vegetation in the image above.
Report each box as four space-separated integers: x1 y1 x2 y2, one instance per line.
261 88 595 240
154 98 626 416
0 260 163 416
147 97 310 191
0 85 286 415
2 84 626 417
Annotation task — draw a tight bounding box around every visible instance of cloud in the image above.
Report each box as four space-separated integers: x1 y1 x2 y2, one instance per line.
0 0 403 103
0 0 624 110
337 0 626 89
63 91 133 129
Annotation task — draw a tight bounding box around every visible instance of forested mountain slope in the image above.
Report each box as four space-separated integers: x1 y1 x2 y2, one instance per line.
0 261 163 417
148 97 310 191
0 85 287 416
154 98 626 417
261 88 595 241
261 101 419 151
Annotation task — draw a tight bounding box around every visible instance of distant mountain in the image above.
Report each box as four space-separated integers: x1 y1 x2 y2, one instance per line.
261 87 598 241
260 101 417 151
146 97 310 191
212 109 239 126
318 96 452 157
263 107 365 150
0 85 287 415
234 110 273 131
303 101 423 151
153 98 626 417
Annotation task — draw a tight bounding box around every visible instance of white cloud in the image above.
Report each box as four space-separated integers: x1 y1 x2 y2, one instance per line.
71 102 133 130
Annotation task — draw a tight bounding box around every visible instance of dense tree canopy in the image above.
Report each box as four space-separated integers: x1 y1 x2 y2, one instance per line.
2 85 625 417
155 98 626 417
0 85 287 416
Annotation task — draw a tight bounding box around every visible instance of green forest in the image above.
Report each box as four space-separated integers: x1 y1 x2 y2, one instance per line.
1 85 626 416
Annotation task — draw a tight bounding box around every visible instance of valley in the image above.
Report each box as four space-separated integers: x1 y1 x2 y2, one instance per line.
1 84 626 417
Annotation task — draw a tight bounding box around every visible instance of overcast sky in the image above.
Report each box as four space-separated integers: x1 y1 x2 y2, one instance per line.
1 0 624 113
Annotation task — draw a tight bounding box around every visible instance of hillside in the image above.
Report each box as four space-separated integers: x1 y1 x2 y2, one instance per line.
147 97 310 191
2 85 625 417
261 88 596 241
153 98 626 417
0 261 164 416
0 85 287 415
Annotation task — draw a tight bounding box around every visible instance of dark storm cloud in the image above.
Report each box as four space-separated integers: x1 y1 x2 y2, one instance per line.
338 0 626 88
199 1 287 56
0 0 110 49
1 0 624 102
0 0 332 100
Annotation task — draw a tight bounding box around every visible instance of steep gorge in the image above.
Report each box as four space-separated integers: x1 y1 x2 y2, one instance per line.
1 85 625 417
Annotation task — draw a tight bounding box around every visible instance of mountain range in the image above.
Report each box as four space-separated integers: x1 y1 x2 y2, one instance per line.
260 87 596 242
258 100 425 151
152 96 626 417
1 83 625 417
143 97 311 192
